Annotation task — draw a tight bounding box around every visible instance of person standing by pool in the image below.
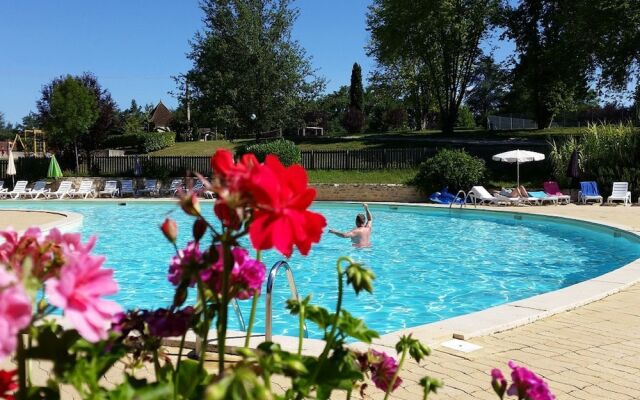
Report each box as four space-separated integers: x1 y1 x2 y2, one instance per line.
328 203 373 247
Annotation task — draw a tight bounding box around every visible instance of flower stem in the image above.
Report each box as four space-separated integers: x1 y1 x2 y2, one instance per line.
384 347 407 400
17 332 27 399
216 236 233 376
310 257 348 383
243 251 262 348
297 303 305 356
173 331 187 399
196 276 211 374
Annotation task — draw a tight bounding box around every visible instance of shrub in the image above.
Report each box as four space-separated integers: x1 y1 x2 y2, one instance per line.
103 132 175 153
236 139 301 166
456 106 476 128
549 122 640 196
342 107 365 133
412 148 486 193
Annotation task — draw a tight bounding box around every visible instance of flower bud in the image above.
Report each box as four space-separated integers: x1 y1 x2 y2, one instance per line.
193 218 208 242
161 218 178 243
180 193 201 217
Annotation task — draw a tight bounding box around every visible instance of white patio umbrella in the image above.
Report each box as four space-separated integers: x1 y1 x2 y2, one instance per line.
6 149 16 186
492 149 545 188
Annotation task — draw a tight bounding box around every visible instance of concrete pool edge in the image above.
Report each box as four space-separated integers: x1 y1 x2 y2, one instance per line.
370 202 640 349
3 200 639 354
0 209 83 235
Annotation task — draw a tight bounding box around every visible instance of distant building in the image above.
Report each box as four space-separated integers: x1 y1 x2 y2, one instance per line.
150 101 174 132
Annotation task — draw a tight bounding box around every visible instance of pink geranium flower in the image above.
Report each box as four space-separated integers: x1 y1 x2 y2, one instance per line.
45 236 122 343
369 350 402 392
167 241 204 286
507 361 555 400
0 269 32 361
206 246 266 300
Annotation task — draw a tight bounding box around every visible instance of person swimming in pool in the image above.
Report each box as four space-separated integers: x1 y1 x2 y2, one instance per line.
328 203 373 247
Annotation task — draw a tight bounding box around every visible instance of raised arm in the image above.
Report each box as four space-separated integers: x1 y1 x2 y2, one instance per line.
363 203 372 227
328 228 355 238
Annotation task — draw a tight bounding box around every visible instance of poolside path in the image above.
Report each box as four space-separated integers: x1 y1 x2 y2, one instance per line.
0 210 68 231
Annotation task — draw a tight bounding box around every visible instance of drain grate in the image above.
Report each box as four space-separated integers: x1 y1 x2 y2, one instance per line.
441 339 482 353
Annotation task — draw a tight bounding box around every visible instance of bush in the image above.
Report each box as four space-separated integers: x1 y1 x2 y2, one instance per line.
456 106 476 128
549 122 640 196
103 132 175 153
412 148 486 193
342 107 365 133
236 139 301 166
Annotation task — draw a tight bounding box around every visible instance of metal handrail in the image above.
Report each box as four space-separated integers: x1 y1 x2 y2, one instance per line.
265 261 308 342
450 190 467 209
231 298 246 331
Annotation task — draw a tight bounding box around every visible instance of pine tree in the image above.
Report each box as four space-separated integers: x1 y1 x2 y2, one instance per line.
349 63 364 112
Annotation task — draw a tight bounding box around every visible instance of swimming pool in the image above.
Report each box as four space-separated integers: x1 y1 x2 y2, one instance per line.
2 201 639 338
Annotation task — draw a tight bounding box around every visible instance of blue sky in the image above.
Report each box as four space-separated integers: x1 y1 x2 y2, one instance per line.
0 1 512 124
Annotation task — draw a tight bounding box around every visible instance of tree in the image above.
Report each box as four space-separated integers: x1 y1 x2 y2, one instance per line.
344 63 365 133
0 112 15 140
183 0 324 136
465 55 509 126
368 0 499 134
122 99 145 134
44 76 98 172
503 1 592 128
37 73 120 150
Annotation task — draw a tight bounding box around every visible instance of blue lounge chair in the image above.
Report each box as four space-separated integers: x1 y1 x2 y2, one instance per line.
578 181 603 204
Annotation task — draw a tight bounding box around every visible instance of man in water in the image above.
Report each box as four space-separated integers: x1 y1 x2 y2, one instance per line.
328 203 373 247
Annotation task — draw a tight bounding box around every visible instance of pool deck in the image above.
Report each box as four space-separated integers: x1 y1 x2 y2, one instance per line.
2 203 640 399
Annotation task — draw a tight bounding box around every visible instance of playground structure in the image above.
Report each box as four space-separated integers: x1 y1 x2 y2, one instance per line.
11 129 47 156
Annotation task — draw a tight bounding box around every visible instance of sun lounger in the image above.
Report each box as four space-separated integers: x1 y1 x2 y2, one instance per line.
98 181 119 198
527 191 558 205
192 179 206 196
494 192 522 206
543 181 571 204
24 181 50 199
70 180 96 199
45 181 73 199
137 179 158 197
5 181 28 199
162 179 184 196
467 186 502 205
578 181 603 204
606 182 631 205
120 180 135 197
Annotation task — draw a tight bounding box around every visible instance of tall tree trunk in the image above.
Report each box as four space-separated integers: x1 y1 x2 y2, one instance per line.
74 139 79 173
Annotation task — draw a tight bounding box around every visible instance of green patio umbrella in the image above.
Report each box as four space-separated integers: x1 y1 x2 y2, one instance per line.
47 154 63 179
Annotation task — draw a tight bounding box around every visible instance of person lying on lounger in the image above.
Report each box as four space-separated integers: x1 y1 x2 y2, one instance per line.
493 185 529 198
328 203 372 247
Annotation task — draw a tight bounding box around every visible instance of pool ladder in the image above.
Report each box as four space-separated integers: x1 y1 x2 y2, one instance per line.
195 260 308 355
449 190 471 209
266 260 308 342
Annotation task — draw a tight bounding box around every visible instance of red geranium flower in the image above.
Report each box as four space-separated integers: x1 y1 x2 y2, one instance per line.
248 155 326 257
0 369 17 400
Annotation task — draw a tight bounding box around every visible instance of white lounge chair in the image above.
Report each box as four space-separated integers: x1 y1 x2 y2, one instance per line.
607 182 631 205
467 186 501 205
494 192 522 206
162 179 184 196
70 180 96 199
5 181 29 199
120 180 135 197
204 190 216 199
137 179 158 197
24 181 50 199
45 181 73 199
98 181 119 198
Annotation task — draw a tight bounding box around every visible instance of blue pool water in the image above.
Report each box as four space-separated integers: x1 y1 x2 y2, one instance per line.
1 201 639 338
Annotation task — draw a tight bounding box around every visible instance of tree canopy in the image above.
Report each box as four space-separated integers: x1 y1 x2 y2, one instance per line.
183 0 324 136
368 0 500 134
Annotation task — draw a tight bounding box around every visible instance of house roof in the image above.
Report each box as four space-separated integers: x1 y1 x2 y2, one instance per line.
150 101 173 127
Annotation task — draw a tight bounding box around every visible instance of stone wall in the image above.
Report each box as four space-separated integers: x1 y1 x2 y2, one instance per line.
313 183 424 203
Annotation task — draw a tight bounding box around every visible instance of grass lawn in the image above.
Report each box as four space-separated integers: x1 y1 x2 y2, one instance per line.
147 127 589 156
307 169 417 184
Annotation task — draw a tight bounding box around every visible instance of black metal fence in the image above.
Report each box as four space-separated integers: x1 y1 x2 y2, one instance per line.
0 145 551 181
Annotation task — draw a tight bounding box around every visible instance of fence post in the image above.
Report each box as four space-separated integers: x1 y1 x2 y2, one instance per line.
345 150 350 170
310 150 314 170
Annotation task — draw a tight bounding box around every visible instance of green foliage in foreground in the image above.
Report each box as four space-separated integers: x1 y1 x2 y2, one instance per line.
104 132 176 153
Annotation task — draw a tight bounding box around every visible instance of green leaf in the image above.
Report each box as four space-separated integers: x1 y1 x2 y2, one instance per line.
337 310 379 343
345 263 375 295
419 376 443 399
176 359 207 399
205 368 269 400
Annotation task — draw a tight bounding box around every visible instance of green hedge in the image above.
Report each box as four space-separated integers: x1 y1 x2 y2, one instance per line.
412 148 486 193
103 132 175 153
236 139 301 166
